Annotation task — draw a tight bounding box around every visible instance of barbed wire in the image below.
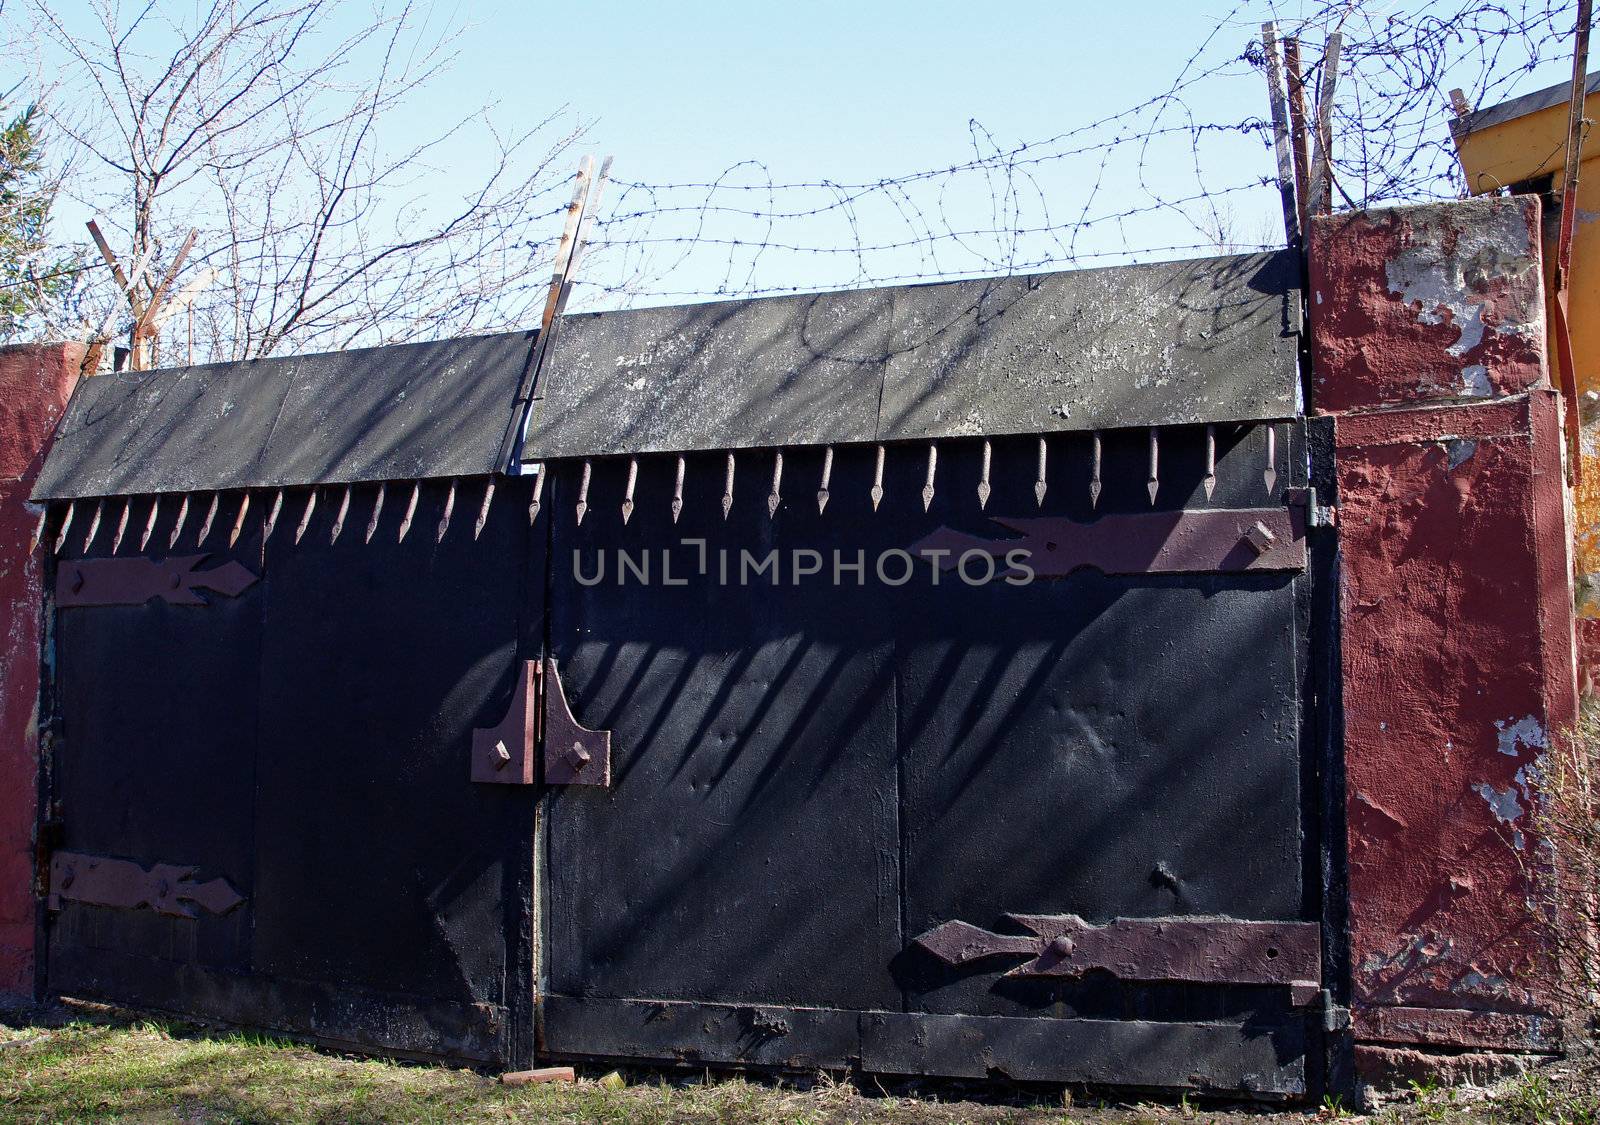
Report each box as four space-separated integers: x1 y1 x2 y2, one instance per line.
560 0 1578 311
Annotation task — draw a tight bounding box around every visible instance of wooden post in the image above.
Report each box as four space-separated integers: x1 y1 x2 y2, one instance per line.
1261 23 1302 249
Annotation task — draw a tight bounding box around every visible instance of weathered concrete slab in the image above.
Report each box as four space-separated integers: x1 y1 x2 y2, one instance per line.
523 250 1299 461
33 333 535 500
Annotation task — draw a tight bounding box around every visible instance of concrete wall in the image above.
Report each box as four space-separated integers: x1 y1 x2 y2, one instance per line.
0 342 82 1000
1309 197 1579 1084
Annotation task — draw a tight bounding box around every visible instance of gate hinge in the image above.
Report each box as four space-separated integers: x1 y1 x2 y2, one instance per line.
1317 989 1352 1033
471 660 540 784
1285 486 1338 529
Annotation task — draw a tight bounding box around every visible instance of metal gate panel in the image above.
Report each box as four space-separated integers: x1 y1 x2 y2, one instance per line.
47 499 264 1002
895 572 1305 1020
544 456 904 1014
250 481 537 1058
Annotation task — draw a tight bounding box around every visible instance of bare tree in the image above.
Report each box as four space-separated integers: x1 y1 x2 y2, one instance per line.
21 0 584 366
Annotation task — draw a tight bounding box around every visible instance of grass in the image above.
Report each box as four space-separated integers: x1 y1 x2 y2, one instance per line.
3 1006 1599 1124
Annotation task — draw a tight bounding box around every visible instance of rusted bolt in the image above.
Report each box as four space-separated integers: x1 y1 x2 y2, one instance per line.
60 867 75 890
492 739 512 769
567 742 592 767
169 573 182 590
69 568 84 593
1048 935 1074 957
1242 521 1276 556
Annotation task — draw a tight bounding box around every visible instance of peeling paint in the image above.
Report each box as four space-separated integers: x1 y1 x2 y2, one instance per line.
1495 715 1546 757
1460 365 1491 396
1472 781 1524 826
1445 438 1478 470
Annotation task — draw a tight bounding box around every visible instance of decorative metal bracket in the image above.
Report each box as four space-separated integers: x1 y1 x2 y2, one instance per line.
542 657 611 787
56 554 259 608
910 507 1306 578
471 660 539 785
47 851 244 919
912 914 1321 1005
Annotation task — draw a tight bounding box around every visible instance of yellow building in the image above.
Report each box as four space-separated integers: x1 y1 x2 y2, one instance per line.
1453 71 1600 612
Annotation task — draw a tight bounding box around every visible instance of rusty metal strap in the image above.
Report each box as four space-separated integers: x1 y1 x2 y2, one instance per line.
56 555 258 608
47 851 245 919
912 506 1306 578
913 914 1321 1005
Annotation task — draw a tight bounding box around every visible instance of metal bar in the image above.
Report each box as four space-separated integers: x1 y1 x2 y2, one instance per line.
168 493 190 549
921 443 938 511
1146 428 1160 505
435 479 456 542
47 851 243 918
575 461 592 526
911 506 1308 577
1283 38 1314 236
57 555 259 608
1261 23 1302 248
331 485 352 545
818 446 834 514
137 496 158 551
110 498 130 553
82 499 104 554
1089 432 1102 508
977 440 992 510
722 453 735 520
671 455 685 524
398 482 420 543
1035 437 1048 507
366 482 387 543
474 479 495 540
768 451 784 518
294 488 318 545
1554 0 1592 486
53 501 75 556
228 492 251 548
528 468 545 525
871 445 886 511
622 458 638 525
1308 33 1342 214
263 489 285 542
1265 424 1279 494
196 493 220 545
1204 425 1217 500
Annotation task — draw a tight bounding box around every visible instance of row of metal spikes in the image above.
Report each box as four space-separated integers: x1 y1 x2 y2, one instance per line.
33 425 1280 555
553 424 1278 527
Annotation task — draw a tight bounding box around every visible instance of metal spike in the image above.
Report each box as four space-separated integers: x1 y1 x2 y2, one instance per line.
1264 425 1278 494
767 451 784 518
31 505 49 551
228 492 251 548
818 446 833 514
671 456 685 524
1147 428 1160 505
168 493 191 549
83 499 104 553
435 479 456 542
111 498 131 553
622 458 638 524
54 500 76 555
1090 432 1102 509
398 481 420 542
263 488 286 542
474 479 495 540
721 453 735 520
922 444 938 511
366 482 387 543
871 445 885 511
295 489 318 544
977 440 992 510
1204 424 1217 501
331 485 352 545
527 469 545 525
138 496 159 551
575 461 591 526
1035 437 1048 507
197 493 220 545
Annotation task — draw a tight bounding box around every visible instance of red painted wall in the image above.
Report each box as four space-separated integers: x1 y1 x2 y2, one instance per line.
0 342 82 1000
1310 199 1578 1068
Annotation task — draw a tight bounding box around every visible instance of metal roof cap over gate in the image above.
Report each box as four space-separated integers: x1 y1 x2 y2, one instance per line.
32 250 1298 502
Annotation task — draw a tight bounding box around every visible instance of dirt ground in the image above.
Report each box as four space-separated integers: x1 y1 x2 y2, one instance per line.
0 1003 1596 1124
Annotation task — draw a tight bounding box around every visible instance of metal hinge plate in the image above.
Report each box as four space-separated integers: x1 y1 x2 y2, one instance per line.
470 658 613 787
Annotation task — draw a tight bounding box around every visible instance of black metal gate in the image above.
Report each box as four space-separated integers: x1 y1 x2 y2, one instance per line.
44 479 542 1064
537 424 1326 1095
